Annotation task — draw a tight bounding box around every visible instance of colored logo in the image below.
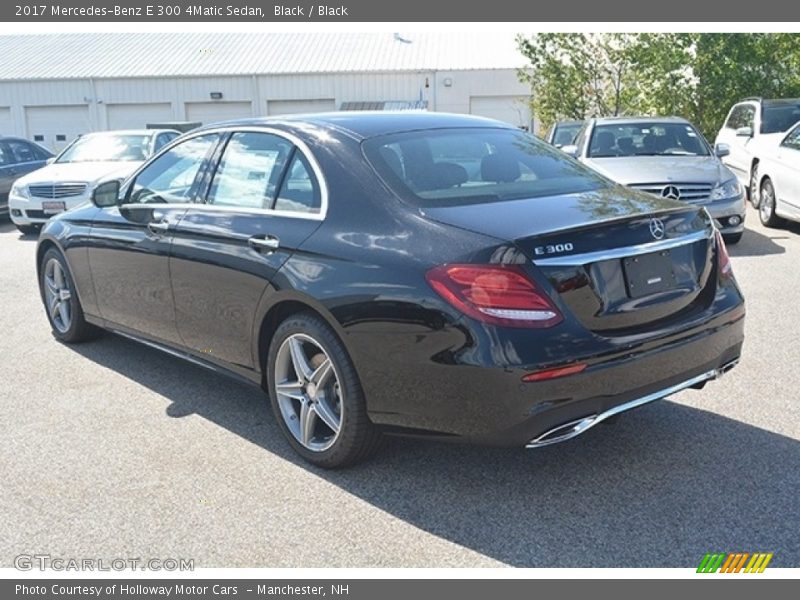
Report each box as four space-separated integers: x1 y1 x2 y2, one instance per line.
697 552 773 573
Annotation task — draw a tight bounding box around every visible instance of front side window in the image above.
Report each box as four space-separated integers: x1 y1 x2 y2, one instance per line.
363 127 607 208
552 123 581 146
781 124 800 151
208 132 293 209
274 152 322 214
127 134 218 204
726 106 745 130
57 133 152 163
6 140 40 163
587 122 710 158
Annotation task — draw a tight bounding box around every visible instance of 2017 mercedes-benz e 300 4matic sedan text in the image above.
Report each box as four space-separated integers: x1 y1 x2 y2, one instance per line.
36 113 745 468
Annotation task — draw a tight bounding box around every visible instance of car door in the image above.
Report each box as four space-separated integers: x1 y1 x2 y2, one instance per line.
719 103 756 182
169 129 324 370
87 133 221 345
775 124 800 212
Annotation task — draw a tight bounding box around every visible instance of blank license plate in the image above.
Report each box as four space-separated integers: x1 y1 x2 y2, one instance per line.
623 251 677 298
42 201 66 215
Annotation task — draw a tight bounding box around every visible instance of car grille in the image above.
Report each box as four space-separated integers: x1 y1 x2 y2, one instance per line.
28 183 88 199
629 183 713 203
24 210 47 219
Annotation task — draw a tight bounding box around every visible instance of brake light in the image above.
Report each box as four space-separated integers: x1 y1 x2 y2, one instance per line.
715 230 734 279
426 264 563 328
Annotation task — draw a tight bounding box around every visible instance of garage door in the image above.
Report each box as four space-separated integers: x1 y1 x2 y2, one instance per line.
0 107 13 136
107 103 173 130
25 105 91 152
185 101 252 126
469 96 530 128
267 99 336 116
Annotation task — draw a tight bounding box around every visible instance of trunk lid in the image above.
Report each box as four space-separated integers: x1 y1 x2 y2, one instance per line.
423 186 717 335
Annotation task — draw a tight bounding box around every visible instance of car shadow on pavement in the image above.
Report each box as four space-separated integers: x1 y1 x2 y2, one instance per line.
729 226 788 257
70 333 800 568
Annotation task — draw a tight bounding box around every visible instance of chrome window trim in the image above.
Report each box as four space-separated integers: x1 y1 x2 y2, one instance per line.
533 228 712 267
119 125 329 222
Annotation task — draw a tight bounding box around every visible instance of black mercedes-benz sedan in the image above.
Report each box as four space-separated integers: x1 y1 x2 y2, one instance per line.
36 112 745 468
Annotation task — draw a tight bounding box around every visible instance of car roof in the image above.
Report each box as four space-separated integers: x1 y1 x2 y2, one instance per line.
592 116 692 126
193 111 517 140
554 120 583 127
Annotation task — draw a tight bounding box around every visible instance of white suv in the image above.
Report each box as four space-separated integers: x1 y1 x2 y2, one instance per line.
715 97 800 204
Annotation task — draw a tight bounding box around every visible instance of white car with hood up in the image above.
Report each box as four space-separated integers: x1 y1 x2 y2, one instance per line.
8 129 179 234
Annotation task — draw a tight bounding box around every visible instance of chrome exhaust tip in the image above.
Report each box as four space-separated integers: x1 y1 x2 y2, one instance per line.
526 368 719 450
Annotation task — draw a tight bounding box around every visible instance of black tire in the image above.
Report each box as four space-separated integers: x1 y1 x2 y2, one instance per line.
16 224 40 236
39 247 101 343
759 178 783 228
749 165 760 208
723 232 743 245
267 312 382 468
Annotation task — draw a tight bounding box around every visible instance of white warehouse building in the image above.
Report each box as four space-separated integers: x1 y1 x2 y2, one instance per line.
0 32 533 152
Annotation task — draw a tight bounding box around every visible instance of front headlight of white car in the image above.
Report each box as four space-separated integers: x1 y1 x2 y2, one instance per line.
9 182 30 200
709 179 742 201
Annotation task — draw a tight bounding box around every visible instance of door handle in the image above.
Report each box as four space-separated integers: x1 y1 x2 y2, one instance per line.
248 235 280 252
147 220 170 234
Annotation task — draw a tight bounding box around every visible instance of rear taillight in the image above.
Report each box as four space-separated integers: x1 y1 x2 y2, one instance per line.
426 264 563 328
715 230 734 279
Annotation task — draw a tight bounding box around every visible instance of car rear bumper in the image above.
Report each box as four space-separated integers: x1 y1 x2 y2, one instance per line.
353 296 745 447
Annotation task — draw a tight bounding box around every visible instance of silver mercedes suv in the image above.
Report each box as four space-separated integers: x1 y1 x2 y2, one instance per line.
564 116 746 243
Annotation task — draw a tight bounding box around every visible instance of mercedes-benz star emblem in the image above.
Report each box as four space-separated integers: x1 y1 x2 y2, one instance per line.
649 217 666 240
661 185 681 200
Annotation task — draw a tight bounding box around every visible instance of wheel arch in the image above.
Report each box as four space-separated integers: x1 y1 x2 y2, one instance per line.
252 291 352 388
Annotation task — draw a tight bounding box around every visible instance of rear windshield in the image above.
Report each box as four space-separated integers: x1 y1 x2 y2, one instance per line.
588 122 710 158
761 102 800 134
362 127 607 208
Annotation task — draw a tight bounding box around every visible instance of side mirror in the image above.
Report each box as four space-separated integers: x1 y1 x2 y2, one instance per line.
561 144 579 158
46 157 55 165
735 126 753 138
715 143 731 158
92 180 121 208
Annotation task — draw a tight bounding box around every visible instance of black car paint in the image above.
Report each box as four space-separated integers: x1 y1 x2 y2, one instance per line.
37 113 745 447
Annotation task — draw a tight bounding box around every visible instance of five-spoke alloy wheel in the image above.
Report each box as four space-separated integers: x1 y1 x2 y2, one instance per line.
274 333 343 452
39 248 99 343
267 312 382 468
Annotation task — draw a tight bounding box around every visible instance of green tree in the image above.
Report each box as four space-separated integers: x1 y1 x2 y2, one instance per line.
518 33 800 140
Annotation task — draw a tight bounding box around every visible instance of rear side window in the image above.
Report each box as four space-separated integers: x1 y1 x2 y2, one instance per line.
207 132 293 209
273 152 322 214
761 102 800 134
363 127 606 208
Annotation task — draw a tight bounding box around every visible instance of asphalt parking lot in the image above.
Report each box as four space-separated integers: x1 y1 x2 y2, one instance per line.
1 210 798 569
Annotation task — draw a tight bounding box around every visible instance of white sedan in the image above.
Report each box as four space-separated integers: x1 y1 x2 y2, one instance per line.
8 129 179 234
754 121 800 227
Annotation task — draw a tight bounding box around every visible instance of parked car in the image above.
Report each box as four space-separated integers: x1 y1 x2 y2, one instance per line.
752 120 800 227
565 116 746 243
0 136 53 218
714 97 800 203
546 120 583 148
36 113 745 468
8 129 180 234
